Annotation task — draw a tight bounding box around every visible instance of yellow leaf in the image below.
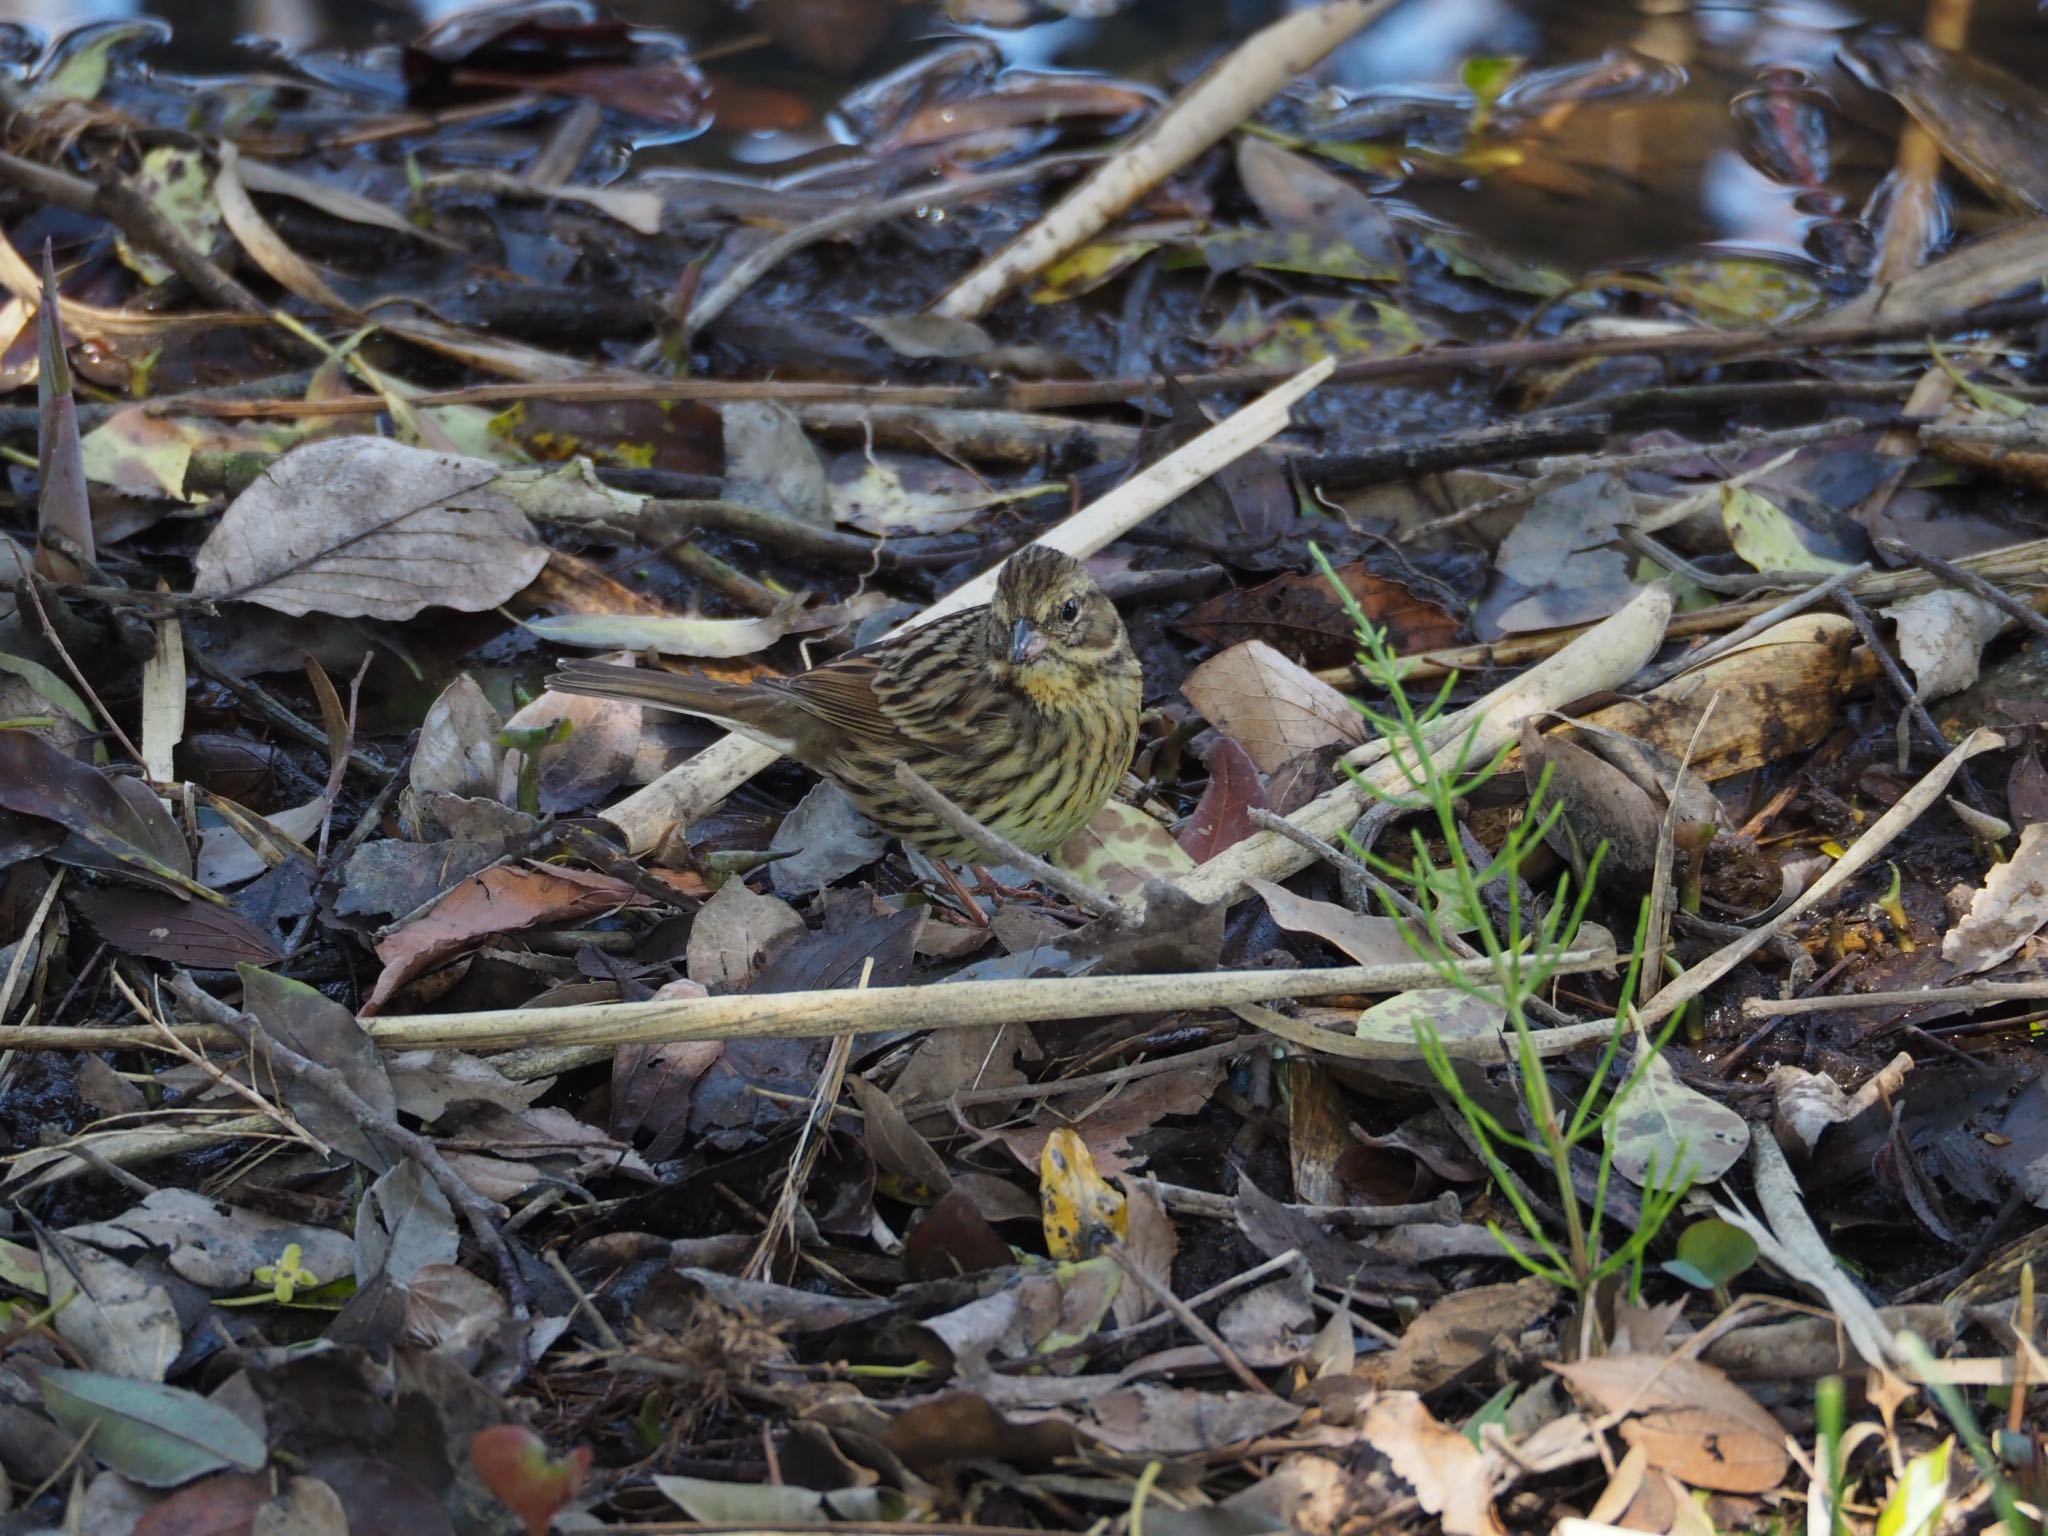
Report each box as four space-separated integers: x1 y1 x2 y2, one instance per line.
1039 1128 1127 1260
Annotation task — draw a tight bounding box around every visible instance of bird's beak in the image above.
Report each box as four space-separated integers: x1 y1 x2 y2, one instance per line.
1010 618 1050 665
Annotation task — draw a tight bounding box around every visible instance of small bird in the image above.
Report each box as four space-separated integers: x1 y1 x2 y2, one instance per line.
548 545 1143 861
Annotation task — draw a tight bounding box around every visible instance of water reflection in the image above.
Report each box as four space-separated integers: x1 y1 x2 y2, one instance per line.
3 0 2045 272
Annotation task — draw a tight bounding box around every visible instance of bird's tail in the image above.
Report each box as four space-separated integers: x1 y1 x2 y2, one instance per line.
547 659 749 720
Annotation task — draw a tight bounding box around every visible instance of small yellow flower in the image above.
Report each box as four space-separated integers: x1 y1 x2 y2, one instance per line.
252 1243 318 1304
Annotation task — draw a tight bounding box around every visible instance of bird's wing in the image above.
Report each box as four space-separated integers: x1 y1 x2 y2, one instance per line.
779 611 989 754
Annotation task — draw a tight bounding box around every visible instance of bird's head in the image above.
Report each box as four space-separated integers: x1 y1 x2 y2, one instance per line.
988 545 1128 706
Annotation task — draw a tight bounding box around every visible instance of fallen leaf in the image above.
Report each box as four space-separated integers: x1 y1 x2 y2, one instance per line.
192 437 547 620
40 1371 267 1486
723 401 829 528
1085 1385 1299 1454
1884 588 2006 701
1054 800 1195 896
1368 1277 1560 1392
1040 1127 1126 1259
1181 640 1364 772
1361 1392 1506 1536
1607 1026 1750 1188
1174 561 1460 665
1250 877 1413 964
1178 735 1266 861
363 862 657 1014
1945 821 2048 972
1552 1352 1789 1493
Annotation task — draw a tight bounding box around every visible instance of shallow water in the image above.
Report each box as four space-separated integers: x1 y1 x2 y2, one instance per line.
6 0 2045 273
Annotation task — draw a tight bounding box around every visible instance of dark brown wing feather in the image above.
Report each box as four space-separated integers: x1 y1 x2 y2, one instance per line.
777 610 992 755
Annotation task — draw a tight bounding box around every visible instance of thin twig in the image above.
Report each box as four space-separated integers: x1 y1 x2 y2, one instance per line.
892 761 1133 926
19 574 144 766
1406 417 1887 542
1109 1241 1280 1398
686 151 1110 333
0 149 265 314
189 647 391 780
1007 1248 1308 1372
150 294 2048 420
1741 980 2048 1017
165 974 534 1336
1150 1183 1459 1227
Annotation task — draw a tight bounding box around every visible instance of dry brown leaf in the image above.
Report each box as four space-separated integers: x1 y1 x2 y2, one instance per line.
1250 877 1412 965
1084 1385 1300 1454
686 880 805 989
497 674 642 814
1181 639 1364 773
1366 1276 1560 1392
362 862 657 1014
998 1064 1223 1175
1550 1352 1790 1493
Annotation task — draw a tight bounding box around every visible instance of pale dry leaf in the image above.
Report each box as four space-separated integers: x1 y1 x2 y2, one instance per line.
686 879 805 989
1181 639 1364 773
1551 1352 1789 1493
193 437 546 620
723 400 830 528
40 1227 180 1381
1249 876 1412 964
411 673 505 801
1085 1384 1301 1454
1607 1025 1749 1187
1111 1179 1176 1329
1884 588 2006 701
1360 1392 1506 1536
1768 1051 1912 1156
1945 821 2048 971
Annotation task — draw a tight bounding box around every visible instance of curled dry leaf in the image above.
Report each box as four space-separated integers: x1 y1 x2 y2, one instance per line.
1360 1393 1506 1536
193 437 548 621
1551 1352 1790 1493
1884 588 2007 702
723 400 830 528
412 675 506 801
1944 822 2048 971
1181 640 1364 773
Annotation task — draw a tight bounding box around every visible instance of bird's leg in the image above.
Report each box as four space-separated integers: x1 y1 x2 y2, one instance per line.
970 864 1038 902
930 858 991 928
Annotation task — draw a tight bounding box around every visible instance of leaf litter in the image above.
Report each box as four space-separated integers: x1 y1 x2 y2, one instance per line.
2 4 2048 1535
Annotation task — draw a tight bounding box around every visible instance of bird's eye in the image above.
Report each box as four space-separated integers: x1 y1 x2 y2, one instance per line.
1058 598 1080 624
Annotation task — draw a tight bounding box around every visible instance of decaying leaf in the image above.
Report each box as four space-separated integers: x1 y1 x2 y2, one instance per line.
193 437 547 620
1607 1025 1749 1188
1360 1392 1506 1536
1054 800 1195 896
1945 821 2048 971
363 862 659 1014
1040 1127 1126 1259
1884 588 2006 702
